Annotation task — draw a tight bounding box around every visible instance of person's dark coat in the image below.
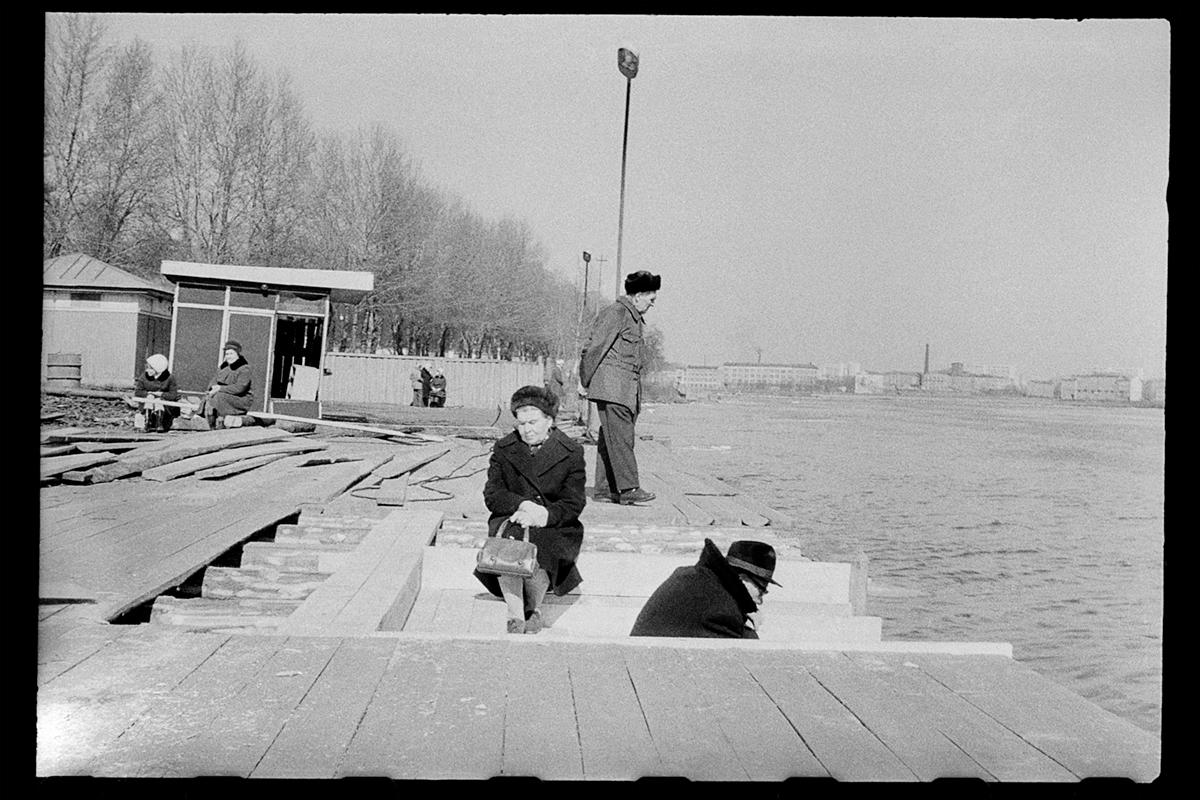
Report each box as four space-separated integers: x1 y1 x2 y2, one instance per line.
630 538 760 639
474 427 586 597
579 295 644 413
420 367 433 406
207 356 254 416
429 374 447 407
134 370 181 416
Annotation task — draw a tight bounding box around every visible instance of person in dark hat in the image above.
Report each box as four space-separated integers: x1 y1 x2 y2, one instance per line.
474 385 587 634
197 340 255 429
578 270 661 505
629 539 781 639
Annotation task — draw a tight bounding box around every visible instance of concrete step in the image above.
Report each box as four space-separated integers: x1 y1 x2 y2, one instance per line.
403 588 881 643
274 523 372 546
420 546 855 605
201 566 328 601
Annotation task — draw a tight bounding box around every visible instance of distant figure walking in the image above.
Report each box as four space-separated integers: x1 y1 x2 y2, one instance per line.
429 367 447 408
578 270 661 505
630 539 780 639
420 362 433 407
410 364 423 407
126 354 181 432
198 341 254 429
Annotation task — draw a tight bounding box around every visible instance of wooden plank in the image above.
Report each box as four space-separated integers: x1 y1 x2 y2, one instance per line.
745 651 918 781
41 444 79 457
685 491 769 527
93 635 289 777
253 637 397 778
621 644 749 779
87 427 295 483
37 623 132 687
338 638 460 778
37 628 229 776
672 647 828 779
563 643 665 779
248 411 444 443
141 439 327 481
41 426 90 442
364 444 453 484
194 452 294 479
501 644 583 779
845 651 1078 782
171 637 342 777
45 430 167 443
393 639 507 778
376 473 409 506
912 654 1160 781
41 452 118 481
74 441 147 453
640 469 715 526
201 566 328 601
797 650 993 780
277 510 441 636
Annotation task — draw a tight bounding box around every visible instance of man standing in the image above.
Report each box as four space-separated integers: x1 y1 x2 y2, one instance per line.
579 270 660 505
630 539 780 639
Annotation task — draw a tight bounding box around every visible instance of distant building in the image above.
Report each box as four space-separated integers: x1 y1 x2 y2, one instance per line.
853 372 886 394
42 253 175 389
1026 379 1057 399
882 372 921 391
1142 378 1166 404
721 362 819 391
819 362 862 380
1061 373 1143 403
677 364 723 394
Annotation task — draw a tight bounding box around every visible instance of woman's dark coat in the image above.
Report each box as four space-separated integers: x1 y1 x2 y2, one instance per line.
629 538 760 639
474 427 586 597
133 370 181 418
207 356 254 415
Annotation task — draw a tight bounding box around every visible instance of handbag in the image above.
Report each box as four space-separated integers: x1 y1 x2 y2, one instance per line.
476 520 538 578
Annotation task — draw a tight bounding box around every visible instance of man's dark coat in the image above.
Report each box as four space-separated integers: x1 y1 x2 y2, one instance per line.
474 427 586 596
630 538 760 639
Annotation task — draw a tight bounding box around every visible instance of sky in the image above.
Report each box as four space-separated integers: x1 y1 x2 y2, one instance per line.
95 14 1169 379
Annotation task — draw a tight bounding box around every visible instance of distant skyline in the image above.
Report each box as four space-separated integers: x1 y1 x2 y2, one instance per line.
94 14 1169 379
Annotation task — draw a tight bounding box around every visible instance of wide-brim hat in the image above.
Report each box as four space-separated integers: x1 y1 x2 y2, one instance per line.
624 270 661 295
726 540 782 589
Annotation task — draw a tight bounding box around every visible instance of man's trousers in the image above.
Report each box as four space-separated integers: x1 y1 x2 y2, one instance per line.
594 400 639 494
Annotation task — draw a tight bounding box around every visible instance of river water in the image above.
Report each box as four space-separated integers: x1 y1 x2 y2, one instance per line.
640 394 1164 737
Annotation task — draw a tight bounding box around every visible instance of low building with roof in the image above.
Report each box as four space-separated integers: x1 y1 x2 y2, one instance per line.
42 253 176 389
159 260 374 418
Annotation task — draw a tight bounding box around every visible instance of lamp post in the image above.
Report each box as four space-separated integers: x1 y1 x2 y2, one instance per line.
615 47 639 296
582 251 592 315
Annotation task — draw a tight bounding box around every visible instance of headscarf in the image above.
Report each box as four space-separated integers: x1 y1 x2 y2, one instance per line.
146 354 170 377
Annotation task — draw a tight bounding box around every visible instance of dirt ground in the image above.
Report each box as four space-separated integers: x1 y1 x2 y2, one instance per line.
41 393 134 429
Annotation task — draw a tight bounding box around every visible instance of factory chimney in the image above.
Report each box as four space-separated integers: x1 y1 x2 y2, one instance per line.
924 344 930 375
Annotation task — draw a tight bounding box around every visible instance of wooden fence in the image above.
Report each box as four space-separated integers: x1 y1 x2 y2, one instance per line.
321 353 545 409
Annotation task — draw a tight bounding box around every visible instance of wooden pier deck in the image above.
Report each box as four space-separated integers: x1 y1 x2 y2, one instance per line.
37 426 1161 781
37 623 1159 780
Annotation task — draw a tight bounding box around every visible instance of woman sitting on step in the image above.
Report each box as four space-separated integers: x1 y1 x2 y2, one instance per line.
197 340 255 429
474 385 586 634
126 354 181 432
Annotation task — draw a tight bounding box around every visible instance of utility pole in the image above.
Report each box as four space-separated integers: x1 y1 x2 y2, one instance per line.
615 47 639 298
594 255 609 302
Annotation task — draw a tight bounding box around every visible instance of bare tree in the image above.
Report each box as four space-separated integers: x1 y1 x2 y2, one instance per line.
44 12 110 257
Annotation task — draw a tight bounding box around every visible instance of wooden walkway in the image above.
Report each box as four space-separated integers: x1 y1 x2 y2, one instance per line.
36 622 1159 780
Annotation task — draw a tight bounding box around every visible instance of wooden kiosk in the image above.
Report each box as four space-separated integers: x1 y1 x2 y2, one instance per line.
160 260 374 418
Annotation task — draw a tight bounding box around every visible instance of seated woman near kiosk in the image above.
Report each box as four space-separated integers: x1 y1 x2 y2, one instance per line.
197 340 255 429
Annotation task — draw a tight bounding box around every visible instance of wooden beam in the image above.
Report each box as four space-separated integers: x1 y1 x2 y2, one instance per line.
141 440 328 482
194 453 296 480
375 473 409 507
87 427 295 483
247 411 445 443
41 452 119 481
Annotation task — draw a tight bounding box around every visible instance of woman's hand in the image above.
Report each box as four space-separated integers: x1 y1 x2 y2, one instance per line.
510 500 549 529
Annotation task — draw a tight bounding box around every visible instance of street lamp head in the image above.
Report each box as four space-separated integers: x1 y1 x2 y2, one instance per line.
618 47 639 79
583 251 591 263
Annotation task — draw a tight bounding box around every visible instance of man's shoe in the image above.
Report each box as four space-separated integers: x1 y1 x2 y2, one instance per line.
589 488 617 502
524 610 544 634
617 488 656 505
506 618 525 634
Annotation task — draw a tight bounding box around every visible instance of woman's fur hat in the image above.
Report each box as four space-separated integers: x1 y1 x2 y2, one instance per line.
511 385 559 419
